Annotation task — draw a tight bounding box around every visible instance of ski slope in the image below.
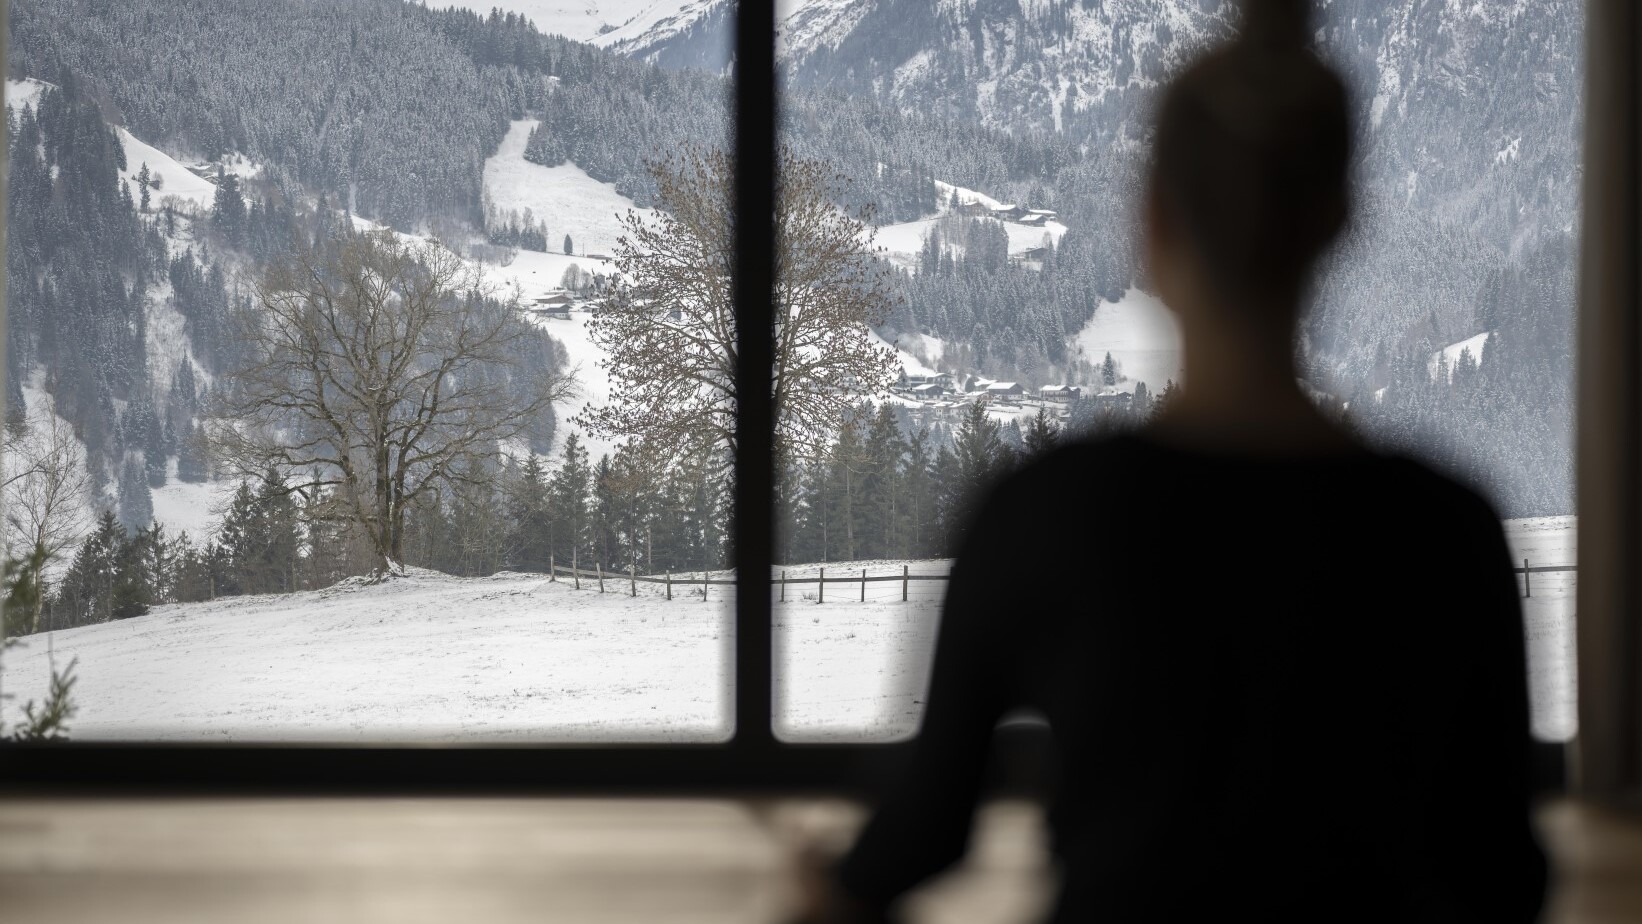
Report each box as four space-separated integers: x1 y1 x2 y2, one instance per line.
1072 287 1184 394
1 520 1578 744
484 119 653 258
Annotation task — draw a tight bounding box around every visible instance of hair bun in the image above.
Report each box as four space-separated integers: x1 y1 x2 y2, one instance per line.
1240 0 1312 47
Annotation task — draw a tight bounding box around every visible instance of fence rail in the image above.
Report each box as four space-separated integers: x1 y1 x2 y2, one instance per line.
539 558 1575 601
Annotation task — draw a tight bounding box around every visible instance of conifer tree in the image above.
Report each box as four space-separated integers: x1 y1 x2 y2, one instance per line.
548 434 592 565
117 457 154 534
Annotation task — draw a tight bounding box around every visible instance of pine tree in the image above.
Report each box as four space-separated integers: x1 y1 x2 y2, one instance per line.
136 162 152 212
858 404 905 559
1023 405 1059 458
211 168 247 245
548 433 592 565
117 456 154 534
1102 352 1118 387
54 512 124 626
505 455 553 572
563 233 573 255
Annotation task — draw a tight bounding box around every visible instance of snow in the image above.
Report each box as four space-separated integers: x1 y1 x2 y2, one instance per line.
4 77 48 112
1071 287 1184 394
870 329 938 379
591 0 726 53
1429 331 1492 381
151 469 236 543
1503 515 1577 741
439 0 676 44
7 78 217 212
933 179 1010 212
0 562 953 743
483 119 654 259
119 131 219 211
0 511 1580 743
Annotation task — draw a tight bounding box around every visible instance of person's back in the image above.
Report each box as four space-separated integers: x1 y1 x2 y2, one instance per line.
870 434 1543 921
797 1 1547 920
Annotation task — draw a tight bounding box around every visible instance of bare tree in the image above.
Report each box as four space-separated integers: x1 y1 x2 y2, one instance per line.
579 147 899 476
2 408 93 634
210 230 576 574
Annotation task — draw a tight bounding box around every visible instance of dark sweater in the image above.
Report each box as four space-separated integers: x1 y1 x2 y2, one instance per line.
836 432 1547 922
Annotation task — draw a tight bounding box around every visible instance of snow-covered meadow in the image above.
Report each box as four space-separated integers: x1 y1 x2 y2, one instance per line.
1 520 1576 743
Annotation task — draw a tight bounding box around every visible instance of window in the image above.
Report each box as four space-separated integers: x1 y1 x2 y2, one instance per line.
0 0 1614 794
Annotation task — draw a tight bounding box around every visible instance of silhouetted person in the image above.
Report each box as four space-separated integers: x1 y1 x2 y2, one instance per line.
798 1 1548 920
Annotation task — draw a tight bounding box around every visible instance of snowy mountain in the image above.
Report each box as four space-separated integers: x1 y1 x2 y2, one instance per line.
601 0 1581 255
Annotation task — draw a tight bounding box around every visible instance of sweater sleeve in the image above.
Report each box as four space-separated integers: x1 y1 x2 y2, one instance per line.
833 479 1025 906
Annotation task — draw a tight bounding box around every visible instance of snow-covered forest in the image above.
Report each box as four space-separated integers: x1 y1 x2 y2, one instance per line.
0 0 1582 739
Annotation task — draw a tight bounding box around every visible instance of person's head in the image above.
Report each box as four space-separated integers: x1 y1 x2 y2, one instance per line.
1146 0 1351 344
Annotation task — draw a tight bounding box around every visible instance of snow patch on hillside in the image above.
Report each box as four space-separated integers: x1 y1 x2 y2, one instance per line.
591 0 724 52
4 77 48 111
1072 288 1184 394
119 130 219 212
441 0 672 43
1429 331 1492 381
483 119 654 258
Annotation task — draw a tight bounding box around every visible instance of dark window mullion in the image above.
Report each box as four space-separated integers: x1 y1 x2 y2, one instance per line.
731 0 779 750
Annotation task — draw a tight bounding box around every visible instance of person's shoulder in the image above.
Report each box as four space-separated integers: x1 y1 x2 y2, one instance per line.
989 433 1144 500
1362 450 1505 534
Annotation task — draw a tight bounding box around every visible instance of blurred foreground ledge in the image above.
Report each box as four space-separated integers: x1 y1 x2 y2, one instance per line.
0 796 1635 923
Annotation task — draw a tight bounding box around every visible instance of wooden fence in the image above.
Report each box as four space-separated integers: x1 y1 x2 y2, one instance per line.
545 557 948 602
541 557 1576 601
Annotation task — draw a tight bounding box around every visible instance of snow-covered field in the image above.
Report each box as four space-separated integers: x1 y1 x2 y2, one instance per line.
0 561 951 743
1 520 1576 743
1072 287 1184 394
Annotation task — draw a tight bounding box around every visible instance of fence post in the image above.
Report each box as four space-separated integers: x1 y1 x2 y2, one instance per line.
819 567 824 604
629 564 636 597
666 572 672 601
573 549 580 590
550 554 555 582
780 570 786 603
903 564 909 603
861 568 867 603
598 562 605 593
702 571 708 602
1525 558 1531 598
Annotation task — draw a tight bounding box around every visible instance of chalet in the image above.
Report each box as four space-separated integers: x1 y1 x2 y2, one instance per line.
953 201 993 218
529 292 575 320
1092 389 1134 410
984 381 1025 399
1039 384 1082 402
910 383 947 399
1018 214 1051 227
1014 246 1052 262
991 205 1030 222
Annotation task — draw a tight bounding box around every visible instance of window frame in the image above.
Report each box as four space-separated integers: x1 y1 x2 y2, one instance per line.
0 0 1605 799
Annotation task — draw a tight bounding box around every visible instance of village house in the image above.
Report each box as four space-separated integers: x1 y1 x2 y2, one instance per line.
530 292 575 320
1039 384 1082 402
983 381 1026 401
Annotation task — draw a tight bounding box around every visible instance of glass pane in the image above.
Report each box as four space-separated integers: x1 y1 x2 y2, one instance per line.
0 1 735 741
769 3 1580 741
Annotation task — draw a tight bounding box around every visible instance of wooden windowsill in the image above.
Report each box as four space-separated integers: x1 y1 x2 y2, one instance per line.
0 796 1635 923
